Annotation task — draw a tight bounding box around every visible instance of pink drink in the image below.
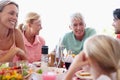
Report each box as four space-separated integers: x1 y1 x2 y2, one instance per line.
42 72 56 80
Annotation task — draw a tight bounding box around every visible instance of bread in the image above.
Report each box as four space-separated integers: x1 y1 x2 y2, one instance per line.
79 72 91 76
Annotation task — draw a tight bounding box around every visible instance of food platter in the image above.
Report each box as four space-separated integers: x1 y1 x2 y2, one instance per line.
75 71 93 80
0 62 66 80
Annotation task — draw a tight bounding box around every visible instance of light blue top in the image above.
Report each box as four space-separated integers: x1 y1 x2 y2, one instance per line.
56 27 96 57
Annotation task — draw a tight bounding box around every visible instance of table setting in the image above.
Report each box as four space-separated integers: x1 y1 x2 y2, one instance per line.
0 47 92 80
0 60 67 80
0 61 93 80
24 63 67 80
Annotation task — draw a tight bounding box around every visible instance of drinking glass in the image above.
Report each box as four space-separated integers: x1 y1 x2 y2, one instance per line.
54 44 65 68
42 72 57 80
64 50 74 70
64 62 71 70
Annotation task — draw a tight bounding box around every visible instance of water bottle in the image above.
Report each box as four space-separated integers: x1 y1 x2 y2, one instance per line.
41 46 49 72
41 46 49 62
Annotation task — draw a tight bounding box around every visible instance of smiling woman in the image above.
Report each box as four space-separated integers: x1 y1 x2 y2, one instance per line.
14 0 120 52
0 0 27 62
17 12 45 63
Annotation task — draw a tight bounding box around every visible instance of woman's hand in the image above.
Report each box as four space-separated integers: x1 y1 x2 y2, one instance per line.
64 51 89 80
8 46 27 60
0 46 26 62
74 51 89 68
15 47 27 60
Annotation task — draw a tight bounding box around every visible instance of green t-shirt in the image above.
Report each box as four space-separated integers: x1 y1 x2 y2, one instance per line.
61 27 96 55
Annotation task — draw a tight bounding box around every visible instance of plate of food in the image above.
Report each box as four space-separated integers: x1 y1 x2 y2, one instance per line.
75 71 93 80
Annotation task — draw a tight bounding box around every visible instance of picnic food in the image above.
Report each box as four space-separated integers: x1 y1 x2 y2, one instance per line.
0 66 23 80
79 72 91 76
75 71 93 79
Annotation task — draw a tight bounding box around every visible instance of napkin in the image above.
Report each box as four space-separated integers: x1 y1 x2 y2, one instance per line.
28 73 41 80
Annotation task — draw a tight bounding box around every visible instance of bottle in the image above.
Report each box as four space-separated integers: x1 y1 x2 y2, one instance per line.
48 51 55 67
41 45 49 72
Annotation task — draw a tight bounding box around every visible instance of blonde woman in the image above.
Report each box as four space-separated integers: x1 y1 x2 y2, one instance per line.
0 0 27 62
64 35 120 80
18 12 45 63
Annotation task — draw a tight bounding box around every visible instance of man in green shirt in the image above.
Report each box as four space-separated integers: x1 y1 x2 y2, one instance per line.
56 12 96 58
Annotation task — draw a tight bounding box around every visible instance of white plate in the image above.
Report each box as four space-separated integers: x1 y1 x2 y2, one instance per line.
47 67 66 74
32 62 41 67
75 71 93 79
